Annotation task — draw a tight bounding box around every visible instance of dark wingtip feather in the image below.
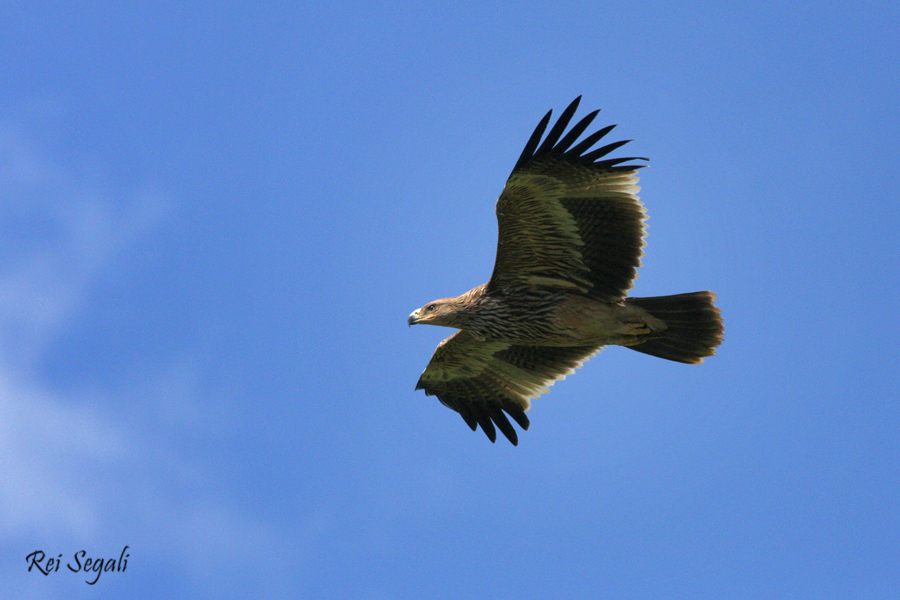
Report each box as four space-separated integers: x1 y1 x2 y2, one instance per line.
470 404 497 443
480 420 497 443
555 109 600 153
595 156 650 170
505 404 530 431
581 139 633 162
512 108 553 173
567 123 617 157
487 405 519 446
432 396 529 445
512 97 647 175
535 96 581 156
457 406 478 431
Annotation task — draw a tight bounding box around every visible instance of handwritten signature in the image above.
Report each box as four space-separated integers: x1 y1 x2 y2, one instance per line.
26 546 130 585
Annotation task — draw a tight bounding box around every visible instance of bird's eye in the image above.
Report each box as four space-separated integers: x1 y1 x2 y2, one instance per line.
426 304 436 312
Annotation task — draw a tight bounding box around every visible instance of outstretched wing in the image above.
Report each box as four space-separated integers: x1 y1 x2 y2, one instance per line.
489 96 648 302
416 331 600 445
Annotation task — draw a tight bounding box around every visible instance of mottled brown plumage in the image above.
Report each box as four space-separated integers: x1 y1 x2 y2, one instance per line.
408 97 724 445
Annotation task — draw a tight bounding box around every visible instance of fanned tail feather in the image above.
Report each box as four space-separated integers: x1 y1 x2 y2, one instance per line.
625 292 724 364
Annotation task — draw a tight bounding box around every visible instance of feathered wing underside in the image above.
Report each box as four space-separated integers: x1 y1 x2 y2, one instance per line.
416 331 600 445
489 96 648 302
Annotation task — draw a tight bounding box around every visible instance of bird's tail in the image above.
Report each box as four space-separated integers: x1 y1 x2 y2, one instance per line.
625 291 724 364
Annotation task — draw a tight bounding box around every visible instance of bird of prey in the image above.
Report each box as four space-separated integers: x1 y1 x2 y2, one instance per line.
408 97 723 445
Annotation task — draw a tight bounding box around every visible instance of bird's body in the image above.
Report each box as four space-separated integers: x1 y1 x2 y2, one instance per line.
408 97 724 445
415 283 666 347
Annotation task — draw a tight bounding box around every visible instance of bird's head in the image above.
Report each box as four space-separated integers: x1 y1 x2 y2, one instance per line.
408 298 459 328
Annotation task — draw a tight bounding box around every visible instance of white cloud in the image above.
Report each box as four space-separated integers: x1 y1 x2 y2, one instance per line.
0 124 167 373
0 122 162 537
0 122 307 596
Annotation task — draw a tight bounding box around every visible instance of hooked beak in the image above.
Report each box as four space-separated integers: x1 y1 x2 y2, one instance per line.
407 310 419 327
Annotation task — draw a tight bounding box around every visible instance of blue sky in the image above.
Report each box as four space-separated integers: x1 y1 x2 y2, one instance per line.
2 1 898 598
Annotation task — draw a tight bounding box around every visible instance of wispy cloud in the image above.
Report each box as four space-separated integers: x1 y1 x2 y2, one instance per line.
0 122 164 535
0 124 166 373
0 122 305 597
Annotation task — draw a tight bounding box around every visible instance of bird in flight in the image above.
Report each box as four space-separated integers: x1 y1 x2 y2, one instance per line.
408 97 723 445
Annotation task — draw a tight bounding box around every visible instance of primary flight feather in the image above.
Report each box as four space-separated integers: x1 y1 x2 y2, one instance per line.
408 97 724 445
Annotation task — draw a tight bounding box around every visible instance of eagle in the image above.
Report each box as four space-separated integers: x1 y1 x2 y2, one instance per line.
408 97 723 445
